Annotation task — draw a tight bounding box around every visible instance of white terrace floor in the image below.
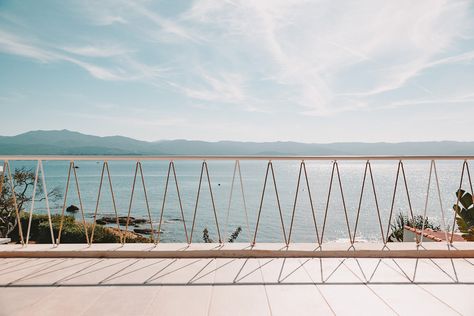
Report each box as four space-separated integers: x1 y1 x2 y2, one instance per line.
0 244 473 316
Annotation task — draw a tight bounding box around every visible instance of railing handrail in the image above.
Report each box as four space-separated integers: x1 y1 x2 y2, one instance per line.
1 155 474 161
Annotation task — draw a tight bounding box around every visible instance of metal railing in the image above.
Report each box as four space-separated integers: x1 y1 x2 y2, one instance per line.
1 155 473 253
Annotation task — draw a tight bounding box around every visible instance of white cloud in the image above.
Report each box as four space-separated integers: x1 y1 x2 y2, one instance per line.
173 68 246 103
61 44 131 57
0 30 58 62
1 0 473 120
71 112 188 128
183 0 474 115
0 29 167 82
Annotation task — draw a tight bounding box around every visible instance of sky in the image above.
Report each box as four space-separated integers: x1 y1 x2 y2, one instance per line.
1 0 474 143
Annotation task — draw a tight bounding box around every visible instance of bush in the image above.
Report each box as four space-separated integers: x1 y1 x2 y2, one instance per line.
10 212 148 243
388 213 440 242
453 189 474 241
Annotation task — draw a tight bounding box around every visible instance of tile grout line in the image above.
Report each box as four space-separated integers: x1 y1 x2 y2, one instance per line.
342 259 400 316
206 258 217 316
258 258 274 316
416 284 463 316
299 258 336 316
380 259 464 315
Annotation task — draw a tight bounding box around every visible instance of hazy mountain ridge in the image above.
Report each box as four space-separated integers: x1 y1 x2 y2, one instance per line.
0 130 473 155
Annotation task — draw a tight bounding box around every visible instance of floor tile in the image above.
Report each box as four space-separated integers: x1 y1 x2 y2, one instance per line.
146 285 212 316
265 284 334 315
209 285 271 316
369 284 460 316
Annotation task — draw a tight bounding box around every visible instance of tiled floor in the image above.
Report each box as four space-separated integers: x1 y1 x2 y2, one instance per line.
0 257 473 315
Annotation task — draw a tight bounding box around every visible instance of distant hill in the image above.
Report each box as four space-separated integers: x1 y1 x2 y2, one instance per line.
0 130 474 156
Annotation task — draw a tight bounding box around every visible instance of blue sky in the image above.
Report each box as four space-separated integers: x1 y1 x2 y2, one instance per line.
1 0 474 142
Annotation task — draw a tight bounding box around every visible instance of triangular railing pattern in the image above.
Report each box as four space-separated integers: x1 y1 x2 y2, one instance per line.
287 161 319 245
1 156 472 251
252 161 287 245
25 160 55 245
190 161 222 243
157 161 189 243
224 160 251 243
320 161 351 244
385 160 419 244
57 161 90 245
124 161 155 243
353 161 384 244
90 161 122 244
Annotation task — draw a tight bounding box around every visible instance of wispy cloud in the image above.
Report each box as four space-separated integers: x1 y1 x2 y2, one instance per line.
0 30 58 62
61 44 132 58
1 0 473 121
0 29 166 82
171 68 246 103
71 112 188 128
183 0 474 115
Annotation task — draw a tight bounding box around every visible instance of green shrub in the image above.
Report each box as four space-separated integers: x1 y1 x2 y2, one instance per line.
388 213 440 242
453 189 474 241
10 212 148 243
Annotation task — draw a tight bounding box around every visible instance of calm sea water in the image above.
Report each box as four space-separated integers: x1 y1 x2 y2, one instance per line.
6 160 469 243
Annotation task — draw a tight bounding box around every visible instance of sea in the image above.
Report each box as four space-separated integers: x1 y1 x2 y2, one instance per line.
4 159 470 243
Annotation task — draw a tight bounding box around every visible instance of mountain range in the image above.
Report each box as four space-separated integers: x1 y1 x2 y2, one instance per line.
0 130 473 156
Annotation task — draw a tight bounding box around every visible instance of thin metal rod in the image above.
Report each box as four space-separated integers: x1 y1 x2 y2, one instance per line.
38 161 55 245
90 162 106 244
190 161 205 243
204 161 222 243
252 161 271 245
421 161 434 245
72 162 89 245
124 162 140 244
320 161 336 243
224 160 238 241
368 162 385 244
335 162 352 242
105 161 122 243
25 161 40 245
3 161 24 245
288 161 304 245
236 160 250 242
270 162 287 245
57 161 73 245
386 161 402 242
353 161 369 244
400 161 418 243
303 161 320 245
432 161 449 246
172 162 188 243
157 162 172 243
138 162 155 243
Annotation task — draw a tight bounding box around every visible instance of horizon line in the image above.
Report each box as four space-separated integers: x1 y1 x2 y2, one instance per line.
2 129 474 145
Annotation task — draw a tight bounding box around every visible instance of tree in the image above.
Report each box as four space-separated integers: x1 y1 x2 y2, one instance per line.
0 167 61 239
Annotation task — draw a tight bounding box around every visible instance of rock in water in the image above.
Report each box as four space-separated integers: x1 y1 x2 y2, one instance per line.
66 205 79 213
133 228 153 235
